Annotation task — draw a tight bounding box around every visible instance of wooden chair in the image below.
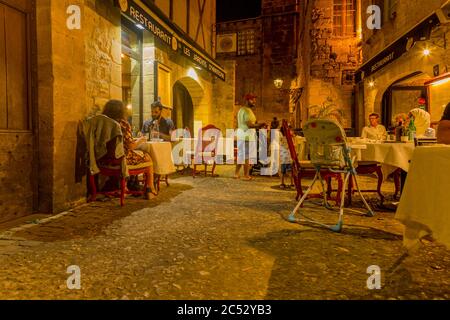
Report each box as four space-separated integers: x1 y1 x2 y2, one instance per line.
347 161 384 205
282 120 343 205
192 124 221 178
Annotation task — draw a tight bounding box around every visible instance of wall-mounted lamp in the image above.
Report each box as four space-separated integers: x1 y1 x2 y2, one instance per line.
368 80 375 87
274 78 284 89
423 48 431 56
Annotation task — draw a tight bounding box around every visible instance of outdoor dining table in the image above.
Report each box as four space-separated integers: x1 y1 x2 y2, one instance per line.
348 139 416 179
395 145 450 250
138 141 176 175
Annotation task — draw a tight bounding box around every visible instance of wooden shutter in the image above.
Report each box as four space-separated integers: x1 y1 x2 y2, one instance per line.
0 2 29 130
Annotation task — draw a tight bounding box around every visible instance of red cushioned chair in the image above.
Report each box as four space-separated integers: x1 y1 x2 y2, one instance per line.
192 124 221 178
88 137 153 206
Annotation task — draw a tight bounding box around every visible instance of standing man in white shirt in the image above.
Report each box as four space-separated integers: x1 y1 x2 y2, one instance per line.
235 93 266 180
361 113 387 140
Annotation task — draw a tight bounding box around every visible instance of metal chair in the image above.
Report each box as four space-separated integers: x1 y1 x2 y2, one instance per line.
288 120 374 232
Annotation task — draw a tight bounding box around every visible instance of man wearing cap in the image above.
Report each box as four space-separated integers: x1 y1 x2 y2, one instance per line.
235 93 266 180
141 101 175 141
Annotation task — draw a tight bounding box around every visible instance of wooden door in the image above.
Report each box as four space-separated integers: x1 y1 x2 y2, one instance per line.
0 0 35 223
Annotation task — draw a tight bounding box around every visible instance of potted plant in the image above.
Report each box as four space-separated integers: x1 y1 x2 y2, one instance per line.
307 97 345 125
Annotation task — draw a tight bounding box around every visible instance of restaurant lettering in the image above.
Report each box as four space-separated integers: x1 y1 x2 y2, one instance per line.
128 5 172 46
370 52 395 73
356 12 440 82
118 0 226 81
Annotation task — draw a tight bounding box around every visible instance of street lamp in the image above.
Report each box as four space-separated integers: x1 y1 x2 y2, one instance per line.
274 78 284 89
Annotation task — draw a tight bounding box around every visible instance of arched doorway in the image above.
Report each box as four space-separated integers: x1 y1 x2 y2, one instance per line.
380 71 430 129
173 81 194 132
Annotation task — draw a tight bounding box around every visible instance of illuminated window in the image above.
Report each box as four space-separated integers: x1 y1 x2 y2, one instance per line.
333 0 356 37
237 29 256 56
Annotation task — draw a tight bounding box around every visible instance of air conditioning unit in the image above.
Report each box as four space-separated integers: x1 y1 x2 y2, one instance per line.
437 0 450 24
216 33 237 53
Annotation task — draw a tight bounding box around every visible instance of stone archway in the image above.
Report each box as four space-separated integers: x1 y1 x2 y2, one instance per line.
172 77 204 133
374 71 432 127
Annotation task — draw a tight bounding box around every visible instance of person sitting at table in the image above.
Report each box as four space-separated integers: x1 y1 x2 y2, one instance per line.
437 103 450 145
407 108 431 137
141 101 175 142
361 113 387 140
103 100 157 198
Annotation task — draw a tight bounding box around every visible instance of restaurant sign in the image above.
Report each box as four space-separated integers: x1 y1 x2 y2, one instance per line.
355 13 440 83
116 0 226 81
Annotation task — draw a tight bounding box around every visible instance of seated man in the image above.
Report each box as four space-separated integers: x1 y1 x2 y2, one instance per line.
141 101 175 141
361 113 387 140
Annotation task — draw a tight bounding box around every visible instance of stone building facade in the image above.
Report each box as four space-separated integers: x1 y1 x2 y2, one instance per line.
305 0 362 130
0 0 224 221
356 0 450 132
214 0 363 131
214 0 300 129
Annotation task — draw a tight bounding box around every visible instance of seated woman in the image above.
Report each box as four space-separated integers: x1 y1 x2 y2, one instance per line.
437 103 450 145
102 100 157 199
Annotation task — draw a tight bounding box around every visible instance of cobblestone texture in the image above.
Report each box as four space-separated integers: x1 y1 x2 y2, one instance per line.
0 167 449 300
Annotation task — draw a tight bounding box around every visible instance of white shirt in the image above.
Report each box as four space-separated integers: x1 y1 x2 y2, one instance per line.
361 124 387 140
237 106 257 141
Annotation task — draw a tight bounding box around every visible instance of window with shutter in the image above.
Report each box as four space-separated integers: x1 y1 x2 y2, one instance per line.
237 29 256 55
0 3 29 130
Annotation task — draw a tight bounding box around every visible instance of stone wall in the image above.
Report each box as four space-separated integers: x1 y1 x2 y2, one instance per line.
307 0 361 128
215 1 299 128
0 133 34 222
212 60 236 132
36 0 122 213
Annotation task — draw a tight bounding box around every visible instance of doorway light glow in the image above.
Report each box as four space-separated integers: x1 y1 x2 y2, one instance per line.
187 68 199 81
431 77 450 86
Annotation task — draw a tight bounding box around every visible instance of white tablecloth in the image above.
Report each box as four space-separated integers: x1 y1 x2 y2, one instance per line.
350 141 416 179
395 145 450 250
139 142 176 175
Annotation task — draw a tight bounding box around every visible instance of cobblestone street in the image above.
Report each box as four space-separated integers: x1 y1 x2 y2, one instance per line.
1 167 449 300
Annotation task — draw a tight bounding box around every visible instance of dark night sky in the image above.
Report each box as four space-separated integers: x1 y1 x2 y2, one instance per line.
216 0 261 22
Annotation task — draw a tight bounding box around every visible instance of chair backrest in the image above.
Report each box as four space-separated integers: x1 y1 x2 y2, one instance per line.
303 119 349 168
84 115 125 164
281 120 301 173
194 124 221 162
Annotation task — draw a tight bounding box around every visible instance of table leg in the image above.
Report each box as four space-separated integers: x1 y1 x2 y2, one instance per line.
400 170 407 195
